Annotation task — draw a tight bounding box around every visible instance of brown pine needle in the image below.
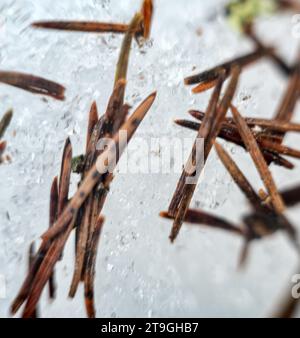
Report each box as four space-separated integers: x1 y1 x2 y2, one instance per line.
104 79 127 131
0 141 7 158
275 71 299 123
32 21 129 34
84 215 104 318
28 243 39 318
11 240 49 314
174 118 201 130
192 79 218 94
86 102 98 151
58 138 73 216
115 13 143 85
141 0 154 39
243 212 289 238
48 176 59 300
188 109 206 121
0 109 13 139
231 104 285 214
272 52 300 143
214 142 262 209
84 79 126 173
69 195 92 298
57 138 72 263
205 67 241 157
0 71 65 100
81 195 98 283
184 48 267 86
160 210 243 236
112 103 131 134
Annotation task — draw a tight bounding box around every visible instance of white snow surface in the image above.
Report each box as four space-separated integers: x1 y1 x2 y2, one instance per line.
0 0 300 318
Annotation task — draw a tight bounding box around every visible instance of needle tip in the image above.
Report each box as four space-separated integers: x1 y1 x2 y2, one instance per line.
159 211 170 218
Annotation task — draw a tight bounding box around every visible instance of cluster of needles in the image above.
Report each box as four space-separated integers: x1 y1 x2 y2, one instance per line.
160 3 300 318
11 0 155 318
